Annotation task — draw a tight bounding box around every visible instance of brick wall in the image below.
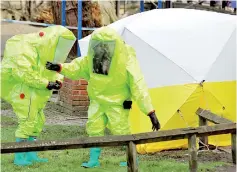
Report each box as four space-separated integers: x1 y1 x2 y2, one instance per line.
59 78 89 117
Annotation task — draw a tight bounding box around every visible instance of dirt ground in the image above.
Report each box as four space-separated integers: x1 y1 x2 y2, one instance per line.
152 149 236 172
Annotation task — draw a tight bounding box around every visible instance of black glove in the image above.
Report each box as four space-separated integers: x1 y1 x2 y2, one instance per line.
148 112 161 131
47 81 62 90
46 61 61 72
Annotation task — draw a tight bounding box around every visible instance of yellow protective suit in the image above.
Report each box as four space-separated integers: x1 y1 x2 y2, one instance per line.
59 27 154 136
1 25 76 138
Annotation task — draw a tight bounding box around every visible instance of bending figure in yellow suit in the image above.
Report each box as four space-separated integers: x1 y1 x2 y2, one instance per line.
1 25 76 166
46 27 160 168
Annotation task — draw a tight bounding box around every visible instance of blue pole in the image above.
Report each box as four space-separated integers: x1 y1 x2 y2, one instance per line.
61 0 66 26
77 0 82 57
231 0 236 8
158 0 162 9
140 0 144 12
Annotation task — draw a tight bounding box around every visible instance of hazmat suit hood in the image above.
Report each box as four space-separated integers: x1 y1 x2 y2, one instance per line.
87 27 128 76
36 25 76 65
35 25 76 82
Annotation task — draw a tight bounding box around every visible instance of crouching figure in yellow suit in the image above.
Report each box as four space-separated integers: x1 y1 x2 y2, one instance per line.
1 25 76 166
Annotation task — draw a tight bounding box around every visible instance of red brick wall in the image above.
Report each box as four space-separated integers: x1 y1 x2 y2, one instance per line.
59 78 89 117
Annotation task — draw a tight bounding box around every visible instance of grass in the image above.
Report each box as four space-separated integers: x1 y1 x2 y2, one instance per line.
1 116 228 172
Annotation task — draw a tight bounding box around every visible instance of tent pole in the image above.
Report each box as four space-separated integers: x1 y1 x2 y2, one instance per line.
77 0 82 57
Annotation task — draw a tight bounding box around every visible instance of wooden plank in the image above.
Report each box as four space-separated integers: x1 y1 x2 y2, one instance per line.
198 114 208 148
133 123 236 145
1 135 135 154
127 141 138 172
1 123 236 154
188 134 198 172
196 108 233 124
197 123 236 137
231 133 236 164
132 127 198 145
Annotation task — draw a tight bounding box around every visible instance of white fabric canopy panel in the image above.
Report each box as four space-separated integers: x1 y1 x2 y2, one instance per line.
78 8 236 88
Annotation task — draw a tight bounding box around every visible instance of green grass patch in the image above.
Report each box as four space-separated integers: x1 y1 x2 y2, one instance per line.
1 116 228 172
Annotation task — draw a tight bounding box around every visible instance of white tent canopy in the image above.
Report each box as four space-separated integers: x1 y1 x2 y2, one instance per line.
78 8 236 88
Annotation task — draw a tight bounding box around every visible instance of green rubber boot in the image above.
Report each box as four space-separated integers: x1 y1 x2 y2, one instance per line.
14 138 32 166
81 148 101 168
26 136 48 163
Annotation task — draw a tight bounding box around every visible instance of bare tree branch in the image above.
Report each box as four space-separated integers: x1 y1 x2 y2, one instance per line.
36 1 44 9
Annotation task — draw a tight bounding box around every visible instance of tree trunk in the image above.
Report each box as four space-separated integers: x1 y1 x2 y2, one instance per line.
1 1 49 21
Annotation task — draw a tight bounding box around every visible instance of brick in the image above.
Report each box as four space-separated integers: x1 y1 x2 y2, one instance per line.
72 90 80 95
59 102 74 110
63 108 73 115
80 90 88 95
72 106 88 111
73 111 88 117
70 95 88 101
80 79 88 85
63 90 71 95
64 83 72 89
72 80 80 85
72 85 87 90
59 87 65 92
64 78 73 83
60 87 72 94
56 101 88 117
60 93 72 98
66 99 73 105
79 111 88 117
72 101 90 106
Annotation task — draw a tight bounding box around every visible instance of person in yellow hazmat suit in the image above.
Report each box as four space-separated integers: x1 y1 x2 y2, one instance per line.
46 27 160 168
1 25 76 166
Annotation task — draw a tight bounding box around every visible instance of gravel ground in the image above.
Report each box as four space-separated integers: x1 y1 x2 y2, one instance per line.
1 100 87 126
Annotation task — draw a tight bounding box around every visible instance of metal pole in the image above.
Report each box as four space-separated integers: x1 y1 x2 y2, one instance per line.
158 0 162 9
61 0 66 26
165 0 171 8
140 0 144 12
77 0 82 57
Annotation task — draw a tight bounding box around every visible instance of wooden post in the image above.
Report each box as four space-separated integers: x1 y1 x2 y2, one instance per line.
127 141 138 172
231 133 236 164
188 134 198 172
198 116 208 148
